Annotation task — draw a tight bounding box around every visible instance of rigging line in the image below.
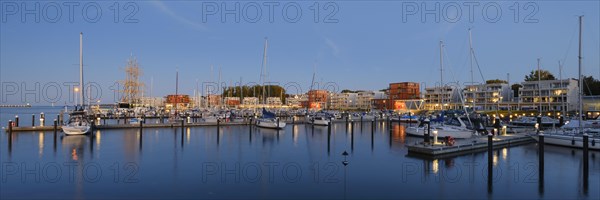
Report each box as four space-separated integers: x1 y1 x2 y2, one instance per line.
442 45 475 125
470 47 487 84
561 20 578 65
442 44 459 87
583 17 600 79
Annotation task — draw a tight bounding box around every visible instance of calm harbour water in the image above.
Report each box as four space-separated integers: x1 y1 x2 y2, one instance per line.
1 107 599 199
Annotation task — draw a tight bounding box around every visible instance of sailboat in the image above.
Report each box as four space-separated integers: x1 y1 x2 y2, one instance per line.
306 111 331 126
406 41 475 139
255 108 286 129
62 32 91 135
405 116 474 139
531 16 600 150
254 38 286 129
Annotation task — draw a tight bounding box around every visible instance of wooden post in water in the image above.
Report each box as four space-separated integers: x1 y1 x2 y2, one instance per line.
327 121 331 154
32 114 35 126
350 119 354 135
15 115 19 127
8 120 13 134
345 116 348 132
217 118 220 134
487 133 493 193
8 120 13 154
181 119 185 133
371 119 374 134
371 120 374 151
139 119 143 150
538 133 544 194
53 119 58 143
351 122 354 152
387 115 391 130
583 133 589 193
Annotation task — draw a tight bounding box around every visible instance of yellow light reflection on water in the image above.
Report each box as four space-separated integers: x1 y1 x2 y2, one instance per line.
432 159 439 174
293 126 299 145
38 132 44 157
95 130 101 147
493 152 499 166
502 148 508 160
187 128 191 144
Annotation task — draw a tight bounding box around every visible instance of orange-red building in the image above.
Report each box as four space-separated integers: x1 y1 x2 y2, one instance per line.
165 94 190 110
371 99 388 110
225 97 240 106
388 82 420 109
303 90 328 109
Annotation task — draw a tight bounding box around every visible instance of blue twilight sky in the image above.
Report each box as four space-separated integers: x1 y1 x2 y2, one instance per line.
1 1 599 105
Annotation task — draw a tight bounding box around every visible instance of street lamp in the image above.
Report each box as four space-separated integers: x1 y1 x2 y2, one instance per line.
74 87 80 107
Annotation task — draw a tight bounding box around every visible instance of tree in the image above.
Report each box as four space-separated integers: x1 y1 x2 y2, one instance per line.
511 84 522 98
223 85 287 102
486 79 508 84
341 89 356 93
524 70 556 81
582 76 600 96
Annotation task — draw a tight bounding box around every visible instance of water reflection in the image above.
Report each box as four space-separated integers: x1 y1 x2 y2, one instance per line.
2 121 599 199
61 135 89 161
38 132 44 158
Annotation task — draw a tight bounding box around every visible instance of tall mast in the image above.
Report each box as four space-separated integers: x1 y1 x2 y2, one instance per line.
240 77 243 102
79 32 84 108
218 66 222 108
261 38 268 104
537 58 541 114
309 63 316 111
468 29 475 110
559 61 565 117
578 15 583 132
175 69 179 113
439 40 444 110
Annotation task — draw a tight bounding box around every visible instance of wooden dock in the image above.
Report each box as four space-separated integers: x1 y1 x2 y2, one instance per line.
4 117 395 133
407 134 535 159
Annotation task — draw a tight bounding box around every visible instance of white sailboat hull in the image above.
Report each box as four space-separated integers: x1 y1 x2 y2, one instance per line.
405 126 473 139
62 125 90 135
531 134 600 150
255 119 286 129
307 119 330 126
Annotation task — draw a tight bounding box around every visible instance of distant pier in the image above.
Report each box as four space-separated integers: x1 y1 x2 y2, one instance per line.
0 104 32 108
